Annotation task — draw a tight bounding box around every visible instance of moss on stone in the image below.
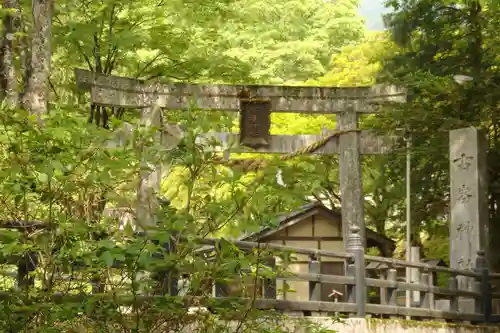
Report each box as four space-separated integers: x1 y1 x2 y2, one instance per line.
367 317 500 332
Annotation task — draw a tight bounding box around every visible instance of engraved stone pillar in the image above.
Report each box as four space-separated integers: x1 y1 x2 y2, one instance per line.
337 111 366 247
449 127 489 309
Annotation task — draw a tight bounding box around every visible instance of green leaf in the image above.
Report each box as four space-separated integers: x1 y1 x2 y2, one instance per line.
100 251 114 268
37 172 49 183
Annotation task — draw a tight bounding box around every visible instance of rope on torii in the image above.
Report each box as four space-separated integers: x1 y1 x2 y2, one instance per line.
146 100 363 173
212 128 362 172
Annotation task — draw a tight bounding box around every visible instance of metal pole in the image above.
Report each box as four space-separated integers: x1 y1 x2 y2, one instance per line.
405 136 412 318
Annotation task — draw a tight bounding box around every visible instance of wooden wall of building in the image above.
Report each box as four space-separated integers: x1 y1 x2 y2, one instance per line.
264 213 346 302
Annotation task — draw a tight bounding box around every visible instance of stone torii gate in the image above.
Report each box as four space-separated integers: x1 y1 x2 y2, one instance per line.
74 68 406 249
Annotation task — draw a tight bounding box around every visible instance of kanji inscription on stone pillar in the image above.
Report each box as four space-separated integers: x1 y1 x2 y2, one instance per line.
449 128 489 293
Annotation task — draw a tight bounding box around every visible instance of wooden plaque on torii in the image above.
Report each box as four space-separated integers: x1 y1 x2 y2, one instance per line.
239 98 272 148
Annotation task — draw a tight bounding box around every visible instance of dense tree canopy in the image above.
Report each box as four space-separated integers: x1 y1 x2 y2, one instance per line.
377 0 500 266
4 0 500 329
0 0 379 331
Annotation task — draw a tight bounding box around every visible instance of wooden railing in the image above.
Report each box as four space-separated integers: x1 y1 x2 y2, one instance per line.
0 222 497 324
193 226 497 323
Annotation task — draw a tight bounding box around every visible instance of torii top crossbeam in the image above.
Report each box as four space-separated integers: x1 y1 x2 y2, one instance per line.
74 69 406 114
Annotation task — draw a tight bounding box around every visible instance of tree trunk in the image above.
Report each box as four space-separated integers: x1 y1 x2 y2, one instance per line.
19 7 30 99
23 0 53 120
2 0 21 107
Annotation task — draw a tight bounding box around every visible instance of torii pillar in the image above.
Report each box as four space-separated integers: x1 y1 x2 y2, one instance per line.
338 110 366 247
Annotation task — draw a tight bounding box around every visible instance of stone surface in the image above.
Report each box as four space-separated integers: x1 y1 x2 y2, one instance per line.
410 246 421 305
74 68 406 114
159 318 500 333
200 131 396 155
337 111 366 247
449 128 489 278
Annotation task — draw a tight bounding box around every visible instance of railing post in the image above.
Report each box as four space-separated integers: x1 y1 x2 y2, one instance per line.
91 275 102 294
379 267 388 305
347 225 365 318
309 253 321 302
427 269 435 310
275 256 285 300
386 266 398 319
420 270 430 309
165 239 177 296
18 252 38 291
475 250 491 322
264 257 277 299
449 275 459 312
215 281 227 297
169 271 179 296
346 258 356 305
410 246 421 306
473 278 481 318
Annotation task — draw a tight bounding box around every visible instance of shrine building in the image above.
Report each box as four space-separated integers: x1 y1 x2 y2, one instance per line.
235 202 395 302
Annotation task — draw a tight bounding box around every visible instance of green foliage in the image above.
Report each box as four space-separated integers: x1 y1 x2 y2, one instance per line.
0 106 310 332
51 0 365 107
369 0 500 259
422 233 450 287
213 0 364 84
9 0 484 327
312 31 397 87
